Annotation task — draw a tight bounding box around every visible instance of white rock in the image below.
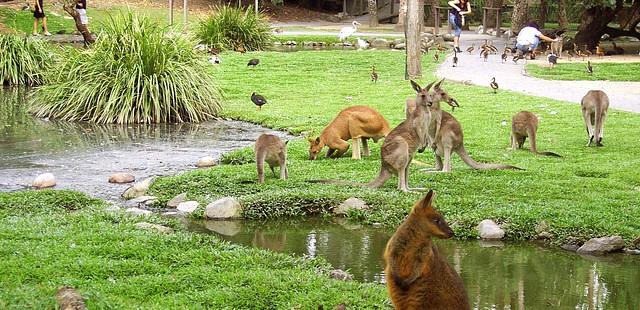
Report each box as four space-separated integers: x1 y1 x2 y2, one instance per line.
130 195 158 204
135 222 174 234
577 236 625 255
121 177 155 200
162 211 179 217
108 173 135 184
334 198 368 215
393 43 406 50
177 201 199 214
125 207 152 216
196 156 216 168
33 173 56 189
477 219 505 240
167 193 187 208
204 197 242 219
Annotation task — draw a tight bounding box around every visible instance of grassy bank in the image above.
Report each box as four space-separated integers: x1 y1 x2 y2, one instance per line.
0 190 388 308
527 62 640 81
150 50 640 245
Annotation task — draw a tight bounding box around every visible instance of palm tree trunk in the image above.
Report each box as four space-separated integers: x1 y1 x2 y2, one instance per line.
510 0 529 34
405 0 423 79
368 0 379 27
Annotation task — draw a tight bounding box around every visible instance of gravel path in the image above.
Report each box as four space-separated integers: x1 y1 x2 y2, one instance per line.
436 32 640 113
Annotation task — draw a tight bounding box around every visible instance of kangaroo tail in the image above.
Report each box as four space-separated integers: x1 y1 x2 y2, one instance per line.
457 146 524 170
537 151 562 157
527 125 562 157
305 179 362 186
366 165 393 188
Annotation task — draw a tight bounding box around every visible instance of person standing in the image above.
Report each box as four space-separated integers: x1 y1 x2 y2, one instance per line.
75 0 89 29
33 0 51 36
448 0 471 53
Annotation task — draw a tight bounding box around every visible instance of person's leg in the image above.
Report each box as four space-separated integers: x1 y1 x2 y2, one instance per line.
33 18 38 35
42 16 50 35
449 13 462 50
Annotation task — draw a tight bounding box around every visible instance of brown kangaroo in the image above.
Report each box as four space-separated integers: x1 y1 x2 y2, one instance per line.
384 190 471 310
255 134 288 184
511 111 561 157
308 106 391 160
581 90 609 147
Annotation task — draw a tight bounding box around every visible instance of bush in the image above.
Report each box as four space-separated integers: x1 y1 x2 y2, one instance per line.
0 34 52 86
196 5 273 51
30 12 223 124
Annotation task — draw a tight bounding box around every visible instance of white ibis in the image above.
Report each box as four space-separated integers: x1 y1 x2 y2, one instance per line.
338 21 361 41
355 37 369 49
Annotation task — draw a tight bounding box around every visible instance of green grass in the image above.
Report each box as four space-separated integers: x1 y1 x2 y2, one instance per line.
0 34 52 85
196 5 273 51
148 50 640 246
0 190 388 308
527 62 640 81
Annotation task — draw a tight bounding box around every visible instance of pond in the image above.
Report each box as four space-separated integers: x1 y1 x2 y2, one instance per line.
0 87 291 199
189 217 640 309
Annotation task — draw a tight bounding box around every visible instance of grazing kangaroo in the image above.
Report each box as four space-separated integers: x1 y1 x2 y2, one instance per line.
308 106 391 160
511 111 562 157
384 190 471 310
255 134 288 184
581 90 610 147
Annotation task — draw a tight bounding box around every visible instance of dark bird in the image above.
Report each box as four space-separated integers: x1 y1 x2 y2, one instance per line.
434 53 440 62
490 77 499 94
482 49 489 62
21 3 30 11
466 44 475 54
547 53 558 68
437 44 447 52
370 65 378 82
583 45 592 58
501 48 508 63
208 47 220 55
587 61 593 75
247 58 260 67
452 50 458 67
251 92 267 110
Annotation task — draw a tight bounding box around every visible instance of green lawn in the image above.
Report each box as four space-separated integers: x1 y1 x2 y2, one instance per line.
527 62 640 82
149 50 640 245
0 190 388 308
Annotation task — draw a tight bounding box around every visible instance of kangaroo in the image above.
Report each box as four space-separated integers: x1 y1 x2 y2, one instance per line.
255 134 288 184
511 111 562 157
384 190 471 310
404 79 459 120
581 90 609 147
308 106 391 160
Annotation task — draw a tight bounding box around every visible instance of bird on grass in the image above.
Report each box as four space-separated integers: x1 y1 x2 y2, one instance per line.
482 49 489 62
437 44 448 52
434 53 440 62
208 55 221 65
586 61 593 75
247 58 260 67
251 92 267 110
490 77 499 94
370 66 378 83
452 50 458 67
547 53 558 68
338 21 361 41
466 44 475 54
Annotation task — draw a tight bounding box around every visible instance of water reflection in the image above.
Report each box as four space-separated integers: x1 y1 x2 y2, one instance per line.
0 87 291 198
188 218 640 309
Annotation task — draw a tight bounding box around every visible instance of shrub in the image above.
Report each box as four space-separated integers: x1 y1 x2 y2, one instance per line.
0 34 52 86
196 5 273 51
30 12 223 124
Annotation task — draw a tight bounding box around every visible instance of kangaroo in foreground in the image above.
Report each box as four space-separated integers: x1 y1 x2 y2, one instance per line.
255 134 288 184
511 111 562 157
384 190 471 310
308 106 391 160
581 90 609 147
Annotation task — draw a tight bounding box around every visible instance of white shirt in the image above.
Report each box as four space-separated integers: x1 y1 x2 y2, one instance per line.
517 27 542 45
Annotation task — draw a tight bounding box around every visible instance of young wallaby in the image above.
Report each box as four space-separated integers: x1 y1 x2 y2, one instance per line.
255 134 288 184
308 106 391 160
511 111 562 157
581 90 609 147
384 190 471 310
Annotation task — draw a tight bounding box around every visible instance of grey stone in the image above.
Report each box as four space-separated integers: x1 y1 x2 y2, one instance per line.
177 201 199 214
623 248 640 255
108 173 135 184
370 38 390 48
330 269 353 281
333 197 368 215
162 211 179 217
393 43 406 50
577 236 625 255
205 220 242 236
205 197 242 219
125 207 152 216
433 36 446 47
135 222 174 234
561 244 579 252
33 173 56 189
477 219 505 240
121 177 154 200
535 220 552 239
372 222 382 228
441 33 455 42
196 156 216 168
167 193 187 208
130 195 157 204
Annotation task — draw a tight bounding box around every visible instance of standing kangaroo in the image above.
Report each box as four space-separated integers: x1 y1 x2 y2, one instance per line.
308 106 391 160
581 90 609 147
384 190 471 310
255 134 288 184
511 111 561 157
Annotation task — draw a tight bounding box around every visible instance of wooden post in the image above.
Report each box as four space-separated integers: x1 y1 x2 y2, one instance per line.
482 8 487 33
344 0 347 14
390 0 394 17
183 0 188 32
405 0 422 79
496 8 500 36
433 7 439 35
169 0 174 25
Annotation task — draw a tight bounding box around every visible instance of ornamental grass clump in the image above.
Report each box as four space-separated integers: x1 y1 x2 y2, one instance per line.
30 12 223 124
196 5 273 51
0 34 52 86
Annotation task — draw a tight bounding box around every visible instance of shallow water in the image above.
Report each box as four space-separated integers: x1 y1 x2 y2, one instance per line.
189 218 640 309
0 87 291 200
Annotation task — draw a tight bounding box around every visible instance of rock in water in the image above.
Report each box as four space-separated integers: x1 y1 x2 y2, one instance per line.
121 177 154 200
108 173 135 184
333 198 368 215
577 236 625 255
204 197 242 219
196 156 216 168
477 219 505 240
33 173 56 189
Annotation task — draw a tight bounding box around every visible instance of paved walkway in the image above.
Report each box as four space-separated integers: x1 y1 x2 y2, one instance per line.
436 32 640 113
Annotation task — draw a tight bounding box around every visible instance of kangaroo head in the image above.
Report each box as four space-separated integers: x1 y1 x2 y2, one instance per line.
432 78 460 109
410 80 436 109
308 137 324 160
410 190 454 239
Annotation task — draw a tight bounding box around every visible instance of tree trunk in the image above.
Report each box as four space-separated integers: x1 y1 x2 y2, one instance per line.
485 0 503 28
557 0 568 29
405 0 422 79
573 6 617 51
510 0 529 34
539 0 548 28
398 0 407 26
368 0 379 27
62 1 94 44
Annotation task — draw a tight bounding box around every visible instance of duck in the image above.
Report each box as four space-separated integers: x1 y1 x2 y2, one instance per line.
434 53 440 62
247 58 260 67
586 61 593 75
482 49 489 62
501 47 508 63
338 21 361 41
208 55 221 64
452 50 458 67
490 77 498 94
466 44 475 54
370 65 378 82
547 53 558 68
596 45 606 57
251 93 267 110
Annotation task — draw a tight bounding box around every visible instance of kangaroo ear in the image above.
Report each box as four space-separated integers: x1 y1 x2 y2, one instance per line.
435 78 445 90
284 140 289 145
424 81 436 92
417 190 436 210
410 80 422 93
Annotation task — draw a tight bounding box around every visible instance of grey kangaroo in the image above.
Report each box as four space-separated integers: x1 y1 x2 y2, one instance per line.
581 90 609 147
255 134 288 183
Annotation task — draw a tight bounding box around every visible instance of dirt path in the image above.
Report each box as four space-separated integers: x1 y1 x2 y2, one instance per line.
436 32 640 113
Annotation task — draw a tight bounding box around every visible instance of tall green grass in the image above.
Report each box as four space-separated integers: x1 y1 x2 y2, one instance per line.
196 6 273 51
30 12 223 124
0 34 52 86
